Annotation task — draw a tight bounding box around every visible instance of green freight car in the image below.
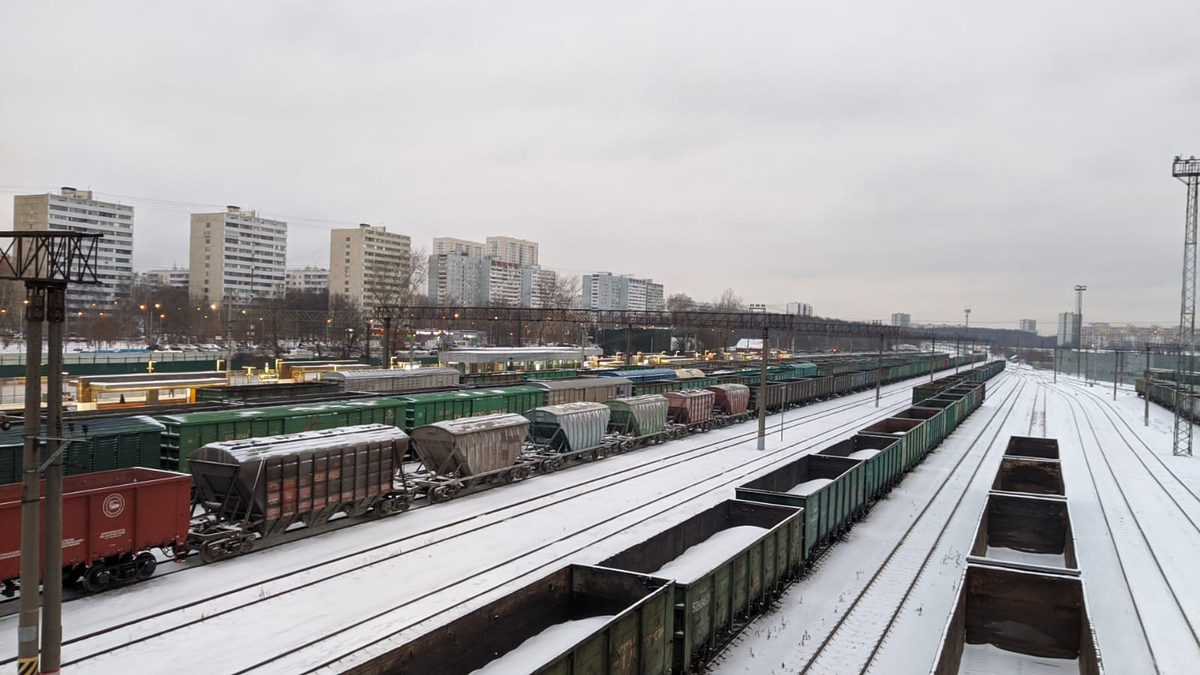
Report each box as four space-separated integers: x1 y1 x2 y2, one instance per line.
398 386 547 430
0 416 165 484
195 381 341 402
157 398 407 471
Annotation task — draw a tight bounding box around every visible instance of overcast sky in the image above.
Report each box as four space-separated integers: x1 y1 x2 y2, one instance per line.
2 1 1198 333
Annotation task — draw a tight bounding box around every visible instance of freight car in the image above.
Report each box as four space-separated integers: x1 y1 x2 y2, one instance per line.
598 499 804 673
408 413 534 502
531 377 632 405
0 416 165 485
1 468 191 594
195 380 342 401
664 389 716 433
321 367 461 393
397 386 546 429
968 491 1078 574
157 398 409 471
187 424 412 562
605 395 670 445
341 565 675 675
931 564 1102 674
707 383 752 426
524 402 614 468
736 455 866 557
595 368 678 383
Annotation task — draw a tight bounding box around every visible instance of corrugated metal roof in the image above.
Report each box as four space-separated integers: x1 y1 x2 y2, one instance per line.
194 424 408 463
399 386 543 404
421 412 531 435
532 378 632 391
322 368 460 381
156 398 402 424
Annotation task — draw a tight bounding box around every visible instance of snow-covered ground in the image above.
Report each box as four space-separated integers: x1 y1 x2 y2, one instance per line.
0 368 969 674
713 364 1200 675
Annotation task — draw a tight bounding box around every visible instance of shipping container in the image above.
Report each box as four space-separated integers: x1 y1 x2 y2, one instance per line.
606 395 670 440
992 456 1065 497
969 492 1077 574
323 368 461 393
188 425 411 560
1004 436 1061 460
0 468 191 593
817 433 904 500
399 386 546 430
735 454 865 558
0 416 165 485
664 390 716 428
157 398 407 472
532 377 633 405
599 500 803 673
932 565 1102 675
342 565 674 675
525 402 612 453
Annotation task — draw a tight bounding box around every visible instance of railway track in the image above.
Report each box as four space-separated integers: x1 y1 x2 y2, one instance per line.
786 372 1026 675
0 372 946 620
2 372 944 671
1051 378 1200 672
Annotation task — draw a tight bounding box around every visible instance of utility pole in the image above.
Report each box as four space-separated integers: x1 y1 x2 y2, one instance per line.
1054 347 1058 384
1173 156 1200 457
17 284 45 675
1145 342 1151 427
43 285 65 674
757 325 768 450
1114 350 1120 401
930 334 937 382
875 333 883 407
2 231 99 675
1074 285 1086 381
964 307 971 360
625 324 633 367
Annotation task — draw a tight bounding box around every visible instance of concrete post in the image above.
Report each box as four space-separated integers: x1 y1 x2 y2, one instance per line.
757 327 768 450
17 283 45 675
42 286 65 674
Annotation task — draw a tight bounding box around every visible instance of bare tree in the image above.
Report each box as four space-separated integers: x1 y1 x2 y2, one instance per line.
666 292 693 313
715 288 743 311
367 246 429 362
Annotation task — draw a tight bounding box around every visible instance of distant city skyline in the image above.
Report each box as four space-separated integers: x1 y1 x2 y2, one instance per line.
2 2 1198 327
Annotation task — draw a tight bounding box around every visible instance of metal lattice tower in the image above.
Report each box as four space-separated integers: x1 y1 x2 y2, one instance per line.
1173 156 1200 457
1073 285 1086 349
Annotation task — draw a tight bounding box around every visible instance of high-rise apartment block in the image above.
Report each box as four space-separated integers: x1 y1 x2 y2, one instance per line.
891 312 911 328
582 273 665 311
486 236 539 267
12 187 134 313
189 206 287 307
427 235 544 307
287 267 329 293
329 224 411 312
1019 319 1037 333
432 237 486 258
144 268 190 291
1057 312 1078 348
520 266 558 308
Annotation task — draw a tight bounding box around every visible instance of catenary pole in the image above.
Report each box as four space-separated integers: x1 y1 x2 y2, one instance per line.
42 286 65 674
17 284 45 675
757 326 768 450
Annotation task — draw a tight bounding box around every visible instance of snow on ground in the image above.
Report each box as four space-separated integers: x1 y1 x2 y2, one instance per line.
0 367 971 674
715 364 1200 675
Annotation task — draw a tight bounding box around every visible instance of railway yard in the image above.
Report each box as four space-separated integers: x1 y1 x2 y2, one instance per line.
2 358 1199 673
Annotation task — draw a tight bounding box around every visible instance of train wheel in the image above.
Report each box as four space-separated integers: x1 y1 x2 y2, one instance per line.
428 486 449 504
133 553 157 581
82 564 112 593
199 541 225 565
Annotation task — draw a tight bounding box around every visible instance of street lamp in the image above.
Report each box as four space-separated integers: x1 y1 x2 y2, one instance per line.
964 307 971 358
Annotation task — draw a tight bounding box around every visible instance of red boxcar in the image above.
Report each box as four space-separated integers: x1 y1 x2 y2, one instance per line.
665 390 716 427
707 383 751 416
0 468 191 593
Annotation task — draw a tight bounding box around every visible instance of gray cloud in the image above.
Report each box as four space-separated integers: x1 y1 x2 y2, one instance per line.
1 0 1198 332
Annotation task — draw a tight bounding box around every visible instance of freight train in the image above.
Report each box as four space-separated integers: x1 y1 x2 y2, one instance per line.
342 362 1007 675
0 354 992 597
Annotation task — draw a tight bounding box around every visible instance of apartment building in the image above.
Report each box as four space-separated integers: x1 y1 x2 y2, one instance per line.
144 268 190 291
432 237 486 258
287 266 330 293
188 206 287 307
12 187 134 313
486 236 539 267
582 272 665 311
329 224 412 312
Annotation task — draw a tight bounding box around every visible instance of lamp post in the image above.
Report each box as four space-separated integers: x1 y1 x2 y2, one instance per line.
964 307 971 359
